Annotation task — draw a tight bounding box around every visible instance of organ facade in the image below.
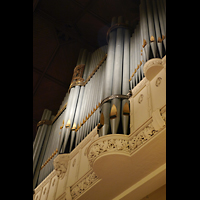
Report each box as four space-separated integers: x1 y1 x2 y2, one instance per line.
33 0 166 199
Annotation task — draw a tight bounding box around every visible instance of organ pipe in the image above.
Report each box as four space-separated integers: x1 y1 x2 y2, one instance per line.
33 0 166 188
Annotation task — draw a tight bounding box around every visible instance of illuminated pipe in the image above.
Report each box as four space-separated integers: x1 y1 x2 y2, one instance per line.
110 16 124 134
69 51 91 152
33 109 52 175
146 0 157 58
33 115 54 189
61 49 88 153
121 19 130 135
75 52 92 147
152 0 163 58
101 16 117 136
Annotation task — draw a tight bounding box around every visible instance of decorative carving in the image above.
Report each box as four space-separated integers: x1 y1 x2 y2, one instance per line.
152 109 166 130
123 102 130 115
52 178 56 186
40 149 58 170
87 122 161 166
143 58 163 81
53 154 69 179
43 187 46 195
150 35 155 42
155 77 162 87
70 171 98 199
138 94 144 104
110 104 117 119
142 39 147 48
72 159 76 167
84 147 88 156
36 119 52 130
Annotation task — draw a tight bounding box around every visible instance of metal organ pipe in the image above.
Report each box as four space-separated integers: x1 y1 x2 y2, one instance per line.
33 109 52 175
122 20 130 135
110 16 124 134
33 114 54 189
101 17 117 136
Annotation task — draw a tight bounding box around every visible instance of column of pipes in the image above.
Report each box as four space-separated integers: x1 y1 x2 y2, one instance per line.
129 0 166 90
61 49 88 153
37 93 69 186
33 109 52 178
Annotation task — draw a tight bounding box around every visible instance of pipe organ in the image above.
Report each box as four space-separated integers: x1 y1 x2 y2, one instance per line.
33 0 166 189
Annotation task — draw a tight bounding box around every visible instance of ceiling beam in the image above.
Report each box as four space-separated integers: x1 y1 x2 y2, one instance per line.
71 0 110 25
33 44 60 96
33 67 69 89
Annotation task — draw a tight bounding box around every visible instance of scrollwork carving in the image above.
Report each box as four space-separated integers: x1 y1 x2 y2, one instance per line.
70 171 98 199
87 123 160 166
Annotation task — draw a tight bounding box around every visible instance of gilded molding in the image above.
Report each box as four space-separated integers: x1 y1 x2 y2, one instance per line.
36 120 52 129
69 54 107 92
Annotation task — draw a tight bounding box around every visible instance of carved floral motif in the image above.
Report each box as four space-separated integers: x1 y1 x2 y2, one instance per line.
53 154 69 179
155 77 162 87
70 171 98 199
87 122 161 166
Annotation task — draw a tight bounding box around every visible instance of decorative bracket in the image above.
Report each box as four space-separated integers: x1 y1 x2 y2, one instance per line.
53 154 70 179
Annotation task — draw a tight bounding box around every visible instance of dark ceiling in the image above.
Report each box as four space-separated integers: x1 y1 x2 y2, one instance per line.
33 0 140 141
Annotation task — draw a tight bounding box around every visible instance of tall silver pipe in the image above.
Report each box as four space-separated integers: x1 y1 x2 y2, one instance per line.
121 19 130 135
142 0 150 61
152 0 163 58
33 109 52 175
75 52 91 147
101 16 117 136
156 0 166 50
33 114 54 189
110 16 124 134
